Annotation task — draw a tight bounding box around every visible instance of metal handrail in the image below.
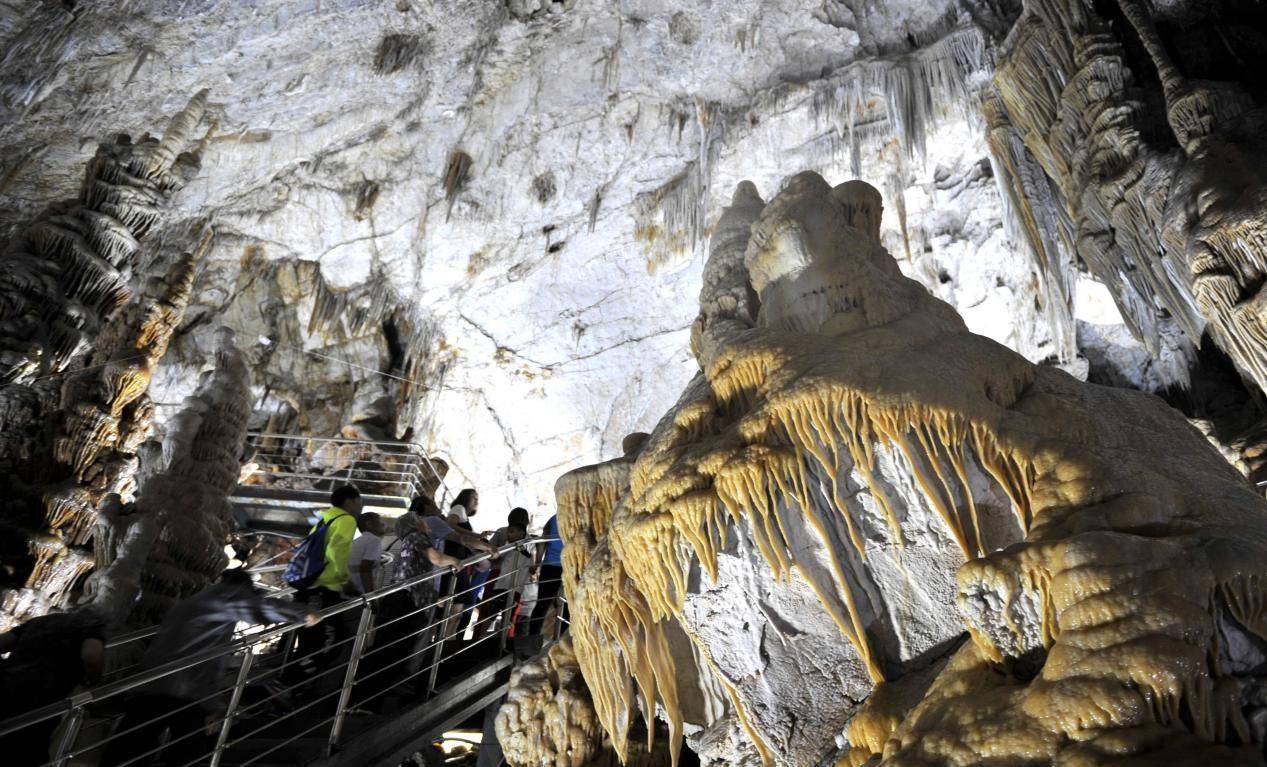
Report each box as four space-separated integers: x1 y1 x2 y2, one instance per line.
241 431 454 506
106 554 304 651
244 469 421 483
246 461 427 478
246 433 427 450
0 535 560 739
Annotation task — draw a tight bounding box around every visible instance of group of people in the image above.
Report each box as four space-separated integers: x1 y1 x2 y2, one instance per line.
0 483 567 765
292 485 565 673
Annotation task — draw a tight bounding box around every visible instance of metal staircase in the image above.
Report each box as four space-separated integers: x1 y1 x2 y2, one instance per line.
230 433 451 535
0 539 562 767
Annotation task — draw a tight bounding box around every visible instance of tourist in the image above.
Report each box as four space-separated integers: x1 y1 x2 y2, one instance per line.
529 513 566 637
445 488 479 529
445 489 493 633
353 512 461 710
292 484 362 671
0 609 107 766
412 494 495 566
473 507 535 638
100 570 316 766
414 494 493 639
348 512 386 595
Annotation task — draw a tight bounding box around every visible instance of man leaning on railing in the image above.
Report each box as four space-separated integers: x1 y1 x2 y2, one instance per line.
98 569 319 766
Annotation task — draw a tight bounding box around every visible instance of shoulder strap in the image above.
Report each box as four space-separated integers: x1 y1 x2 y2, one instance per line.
305 511 344 537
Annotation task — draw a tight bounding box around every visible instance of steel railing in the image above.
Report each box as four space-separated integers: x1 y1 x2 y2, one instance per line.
99 536 308 682
241 433 453 506
0 536 566 767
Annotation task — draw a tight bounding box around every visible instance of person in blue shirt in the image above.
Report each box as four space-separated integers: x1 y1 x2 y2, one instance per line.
528 514 567 636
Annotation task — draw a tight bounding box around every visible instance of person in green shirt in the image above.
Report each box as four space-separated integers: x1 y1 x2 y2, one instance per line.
312 486 362 592
293 484 363 674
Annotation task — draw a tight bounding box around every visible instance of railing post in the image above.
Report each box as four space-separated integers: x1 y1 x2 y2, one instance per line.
209 649 255 767
51 706 84 767
327 601 374 755
426 570 459 697
499 556 526 654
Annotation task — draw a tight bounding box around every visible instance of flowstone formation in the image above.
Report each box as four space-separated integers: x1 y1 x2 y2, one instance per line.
495 635 675 767
986 0 1267 396
0 91 213 625
548 172 1267 767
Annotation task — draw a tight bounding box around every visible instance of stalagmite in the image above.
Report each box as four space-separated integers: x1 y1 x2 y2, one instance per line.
540 171 1267 767
496 634 680 767
88 326 253 624
497 636 608 767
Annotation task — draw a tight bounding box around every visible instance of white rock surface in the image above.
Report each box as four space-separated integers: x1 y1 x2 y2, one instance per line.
1074 274 1181 392
674 440 1021 766
0 1 1057 521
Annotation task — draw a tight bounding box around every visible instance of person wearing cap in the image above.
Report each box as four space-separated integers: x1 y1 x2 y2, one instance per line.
472 507 535 638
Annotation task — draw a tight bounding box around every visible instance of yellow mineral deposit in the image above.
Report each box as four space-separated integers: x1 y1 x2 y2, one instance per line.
496 635 675 767
551 169 1267 766
556 436 685 765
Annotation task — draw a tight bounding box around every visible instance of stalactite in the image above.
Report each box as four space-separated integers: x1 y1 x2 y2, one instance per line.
443 149 473 222
806 26 990 167
634 101 724 257
301 263 440 435
983 0 1267 394
496 634 678 767
0 92 212 627
373 33 425 75
555 431 688 766
555 447 635 591
982 91 1078 363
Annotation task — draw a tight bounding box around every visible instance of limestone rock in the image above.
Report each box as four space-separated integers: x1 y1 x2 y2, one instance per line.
553 172 1267 767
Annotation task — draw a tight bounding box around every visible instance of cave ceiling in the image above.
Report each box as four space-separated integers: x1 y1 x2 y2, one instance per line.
0 0 1075 513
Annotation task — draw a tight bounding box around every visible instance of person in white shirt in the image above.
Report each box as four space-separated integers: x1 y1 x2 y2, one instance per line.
348 512 385 595
445 488 477 528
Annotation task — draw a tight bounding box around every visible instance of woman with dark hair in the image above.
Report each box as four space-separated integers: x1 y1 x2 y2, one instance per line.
354 513 461 710
444 489 492 636
446 488 478 528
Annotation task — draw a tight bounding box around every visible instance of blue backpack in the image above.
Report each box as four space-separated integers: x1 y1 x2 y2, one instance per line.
283 513 345 590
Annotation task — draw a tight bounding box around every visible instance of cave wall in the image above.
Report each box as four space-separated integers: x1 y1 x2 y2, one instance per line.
0 0 1109 517
987 0 1267 398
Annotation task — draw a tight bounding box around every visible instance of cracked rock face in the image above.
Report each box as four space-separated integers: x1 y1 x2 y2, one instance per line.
0 0 1076 514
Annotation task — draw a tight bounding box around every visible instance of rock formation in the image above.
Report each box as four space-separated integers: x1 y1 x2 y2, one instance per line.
87 327 253 625
546 172 1267 766
496 634 675 767
0 1 1063 513
497 636 607 767
0 91 213 625
987 0 1267 398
